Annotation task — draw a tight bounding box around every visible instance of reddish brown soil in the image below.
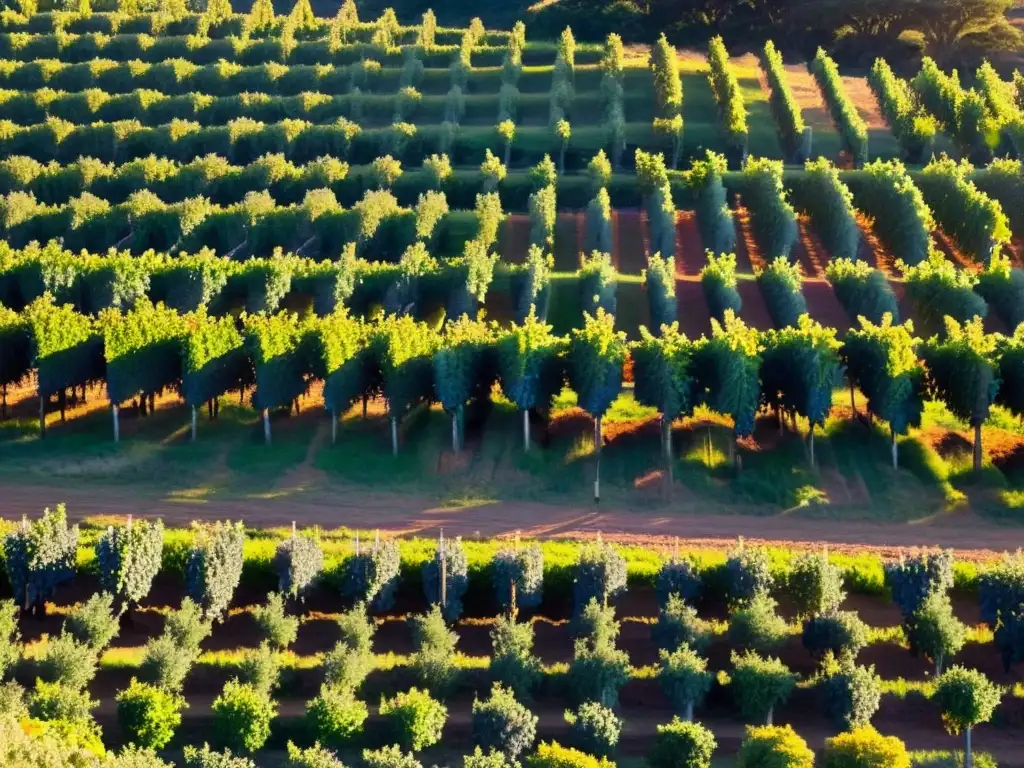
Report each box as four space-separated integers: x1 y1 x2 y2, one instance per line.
614 209 647 275
674 213 712 338
794 219 851 331
500 214 531 265
856 216 916 326
553 213 583 271
731 205 775 330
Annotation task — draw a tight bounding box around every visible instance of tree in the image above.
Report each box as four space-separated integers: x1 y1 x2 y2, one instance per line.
491 614 543 699
422 533 469 621
252 593 299 651
914 0 1020 65
801 611 869 661
212 680 276 754
0 600 20 679
632 324 696 484
96 517 164 614
932 666 1002 768
979 550 1024 671
921 316 1000 472
273 527 323 603
789 549 845 618
481 149 507 192
67 592 120 651
573 538 627 616
324 603 375 692
380 688 447 752
472 683 537 759
729 651 797 725
656 557 703 609
374 315 439 456
493 544 544 613
433 317 496 454
563 702 620 757
497 121 516 166
727 594 790 654
692 312 761 467
566 310 626 502
342 535 401 612
3 504 79 615
647 718 716 768
243 312 314 445
305 685 368 747
658 644 713 721
288 741 347 768
185 520 245 622
411 605 459 695
907 592 966 675
116 678 187 749
819 656 882 729
567 634 630 708
841 314 925 469
654 594 714 653
900 249 987 337
736 725 813 768
822 727 910 768
372 156 403 190
724 540 773 608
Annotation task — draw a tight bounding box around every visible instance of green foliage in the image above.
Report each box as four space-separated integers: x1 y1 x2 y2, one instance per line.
493 545 544 613
707 36 747 157
728 593 790 654
472 683 538 759
819 656 882 729
760 44 807 162
977 253 1024 329
37 633 97 691
0 601 20 680
211 679 276 754
379 687 447 752
237 642 282 694
658 643 714 719
529 185 556 250
566 309 625 422
3 504 78 611
801 611 869 661
736 724 814 768
252 592 298 651
563 701 620 758
164 597 211 654
729 651 797 724
422 534 470 621
481 149 507 193
141 635 194 693
789 550 846 617
342 537 401 612
273 530 323 602
96 518 164 613
496 312 563 416
759 315 842 431
756 257 807 328
243 312 313 414
116 678 186 749
411 605 459 695
869 58 937 163
632 323 695 422
464 747 513 768
651 34 682 119
841 314 925 444
29 677 96 726
323 602 375 692
305 684 368 747
181 309 246 407
584 188 613 256
656 558 703 608
647 718 717 768
724 540 773 607
185 520 245 622
884 550 955 619
913 58 999 163
567 634 630 709
907 592 967 674
693 311 761 438
490 615 542 699
825 258 899 324
933 666 1002 736
979 550 1024 671
920 317 998 440
526 742 613 768
822 726 911 768
375 314 439 421
286 741 346 768
846 160 933 266
790 158 858 259
573 538 627 615
363 746 422 768
811 48 868 165
700 252 742 321
918 157 1010 264
653 594 713 653
184 744 257 768
579 251 617 316
690 152 736 254
66 591 119 651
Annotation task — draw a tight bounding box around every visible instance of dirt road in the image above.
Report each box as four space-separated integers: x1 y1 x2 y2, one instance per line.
4 482 1024 557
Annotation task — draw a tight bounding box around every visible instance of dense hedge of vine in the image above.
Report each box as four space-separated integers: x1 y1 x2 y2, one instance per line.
809 48 867 167
844 160 933 266
760 41 807 163
867 58 936 164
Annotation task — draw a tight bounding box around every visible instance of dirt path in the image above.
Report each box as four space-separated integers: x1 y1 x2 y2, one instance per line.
794 218 851 331
674 212 712 337
4 482 1023 558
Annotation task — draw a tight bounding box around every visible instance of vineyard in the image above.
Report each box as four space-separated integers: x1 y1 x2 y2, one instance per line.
1 509 1024 768
4 11 1024 511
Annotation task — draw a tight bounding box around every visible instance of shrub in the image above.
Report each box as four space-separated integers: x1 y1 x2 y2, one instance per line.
736 724 814 768
306 684 368 747
788 550 846 617
725 541 773 608
0 601 19 679
108 746 175 768
845 160 932 266
573 598 620 647
567 637 630 709
564 701 621 758
825 258 899 325
95 517 164 613
656 557 702 608
741 157 797 259
810 48 867 166
211 679 276 754
422 535 469 622
822 726 910 768
653 594 713 653
164 597 212 653
706 36 747 159
141 635 194 693
884 550 955 620
819 657 882 729
411 605 459 695
869 57 937 163
647 717 717 768
584 188 613 254
29 678 96 726
729 651 797 725
286 741 346 768
728 593 790 654
380 688 448 752
38 633 97 691
343 538 401 612
237 642 282 694
907 592 967 676
65 591 120 652
659 644 714 720
273 531 323 602
472 683 538 759
116 678 186 749
700 251 742 321
491 614 543 699
252 592 299 651
493 546 543 613
756 257 807 329
801 611 869 660
464 747 514 768
183 744 257 768
690 152 735 254
324 603 375 692
526 741 613 768
185 520 245 622
976 253 1024 329
573 539 627 617
761 41 807 162
3 504 79 614
363 746 423 768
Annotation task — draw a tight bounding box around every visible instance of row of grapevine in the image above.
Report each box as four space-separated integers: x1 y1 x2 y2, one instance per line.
738 156 797 260
650 34 683 170
599 33 628 170
843 159 933 265
759 41 808 163
787 157 859 259
912 58 998 163
706 36 747 166
809 48 867 166
867 57 937 163
916 156 1010 264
